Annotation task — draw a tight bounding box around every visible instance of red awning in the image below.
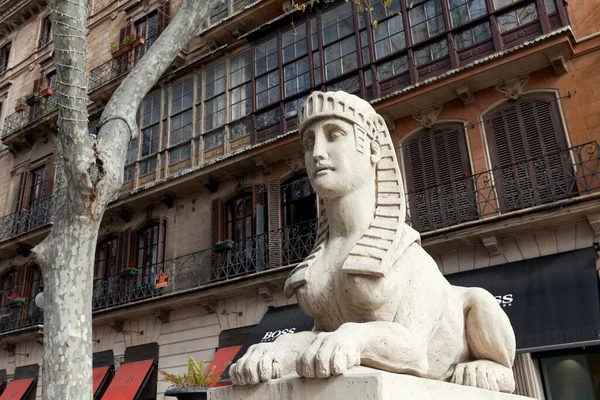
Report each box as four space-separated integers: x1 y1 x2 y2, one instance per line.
101 359 154 400
93 366 111 396
0 378 35 400
208 345 242 387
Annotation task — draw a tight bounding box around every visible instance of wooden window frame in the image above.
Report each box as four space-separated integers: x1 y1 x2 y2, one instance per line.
38 16 52 49
0 42 10 75
223 192 255 242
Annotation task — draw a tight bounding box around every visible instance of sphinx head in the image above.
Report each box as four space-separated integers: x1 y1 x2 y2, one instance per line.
298 91 382 200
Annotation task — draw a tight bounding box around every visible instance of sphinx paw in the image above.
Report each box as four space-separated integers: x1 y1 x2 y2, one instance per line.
296 332 361 379
451 360 515 393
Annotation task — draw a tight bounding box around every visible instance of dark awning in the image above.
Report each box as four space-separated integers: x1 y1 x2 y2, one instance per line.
221 305 314 380
446 247 600 352
101 359 155 400
0 378 35 400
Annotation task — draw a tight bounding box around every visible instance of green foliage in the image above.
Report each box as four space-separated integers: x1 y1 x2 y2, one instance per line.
122 34 138 46
160 357 226 388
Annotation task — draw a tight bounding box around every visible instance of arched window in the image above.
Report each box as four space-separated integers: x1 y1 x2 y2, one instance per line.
226 193 254 242
484 92 574 212
403 123 476 232
280 174 317 264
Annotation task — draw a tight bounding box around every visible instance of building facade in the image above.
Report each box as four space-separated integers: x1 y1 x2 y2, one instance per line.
0 0 599 398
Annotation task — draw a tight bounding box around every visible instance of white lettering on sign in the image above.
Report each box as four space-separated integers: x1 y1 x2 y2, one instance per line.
494 294 513 308
260 328 297 342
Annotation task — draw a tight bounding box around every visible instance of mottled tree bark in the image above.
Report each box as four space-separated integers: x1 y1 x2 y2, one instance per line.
33 1 223 398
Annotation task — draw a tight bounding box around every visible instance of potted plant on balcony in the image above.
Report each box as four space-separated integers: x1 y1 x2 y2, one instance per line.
214 239 234 253
131 35 145 49
162 357 222 400
15 98 27 112
24 93 42 106
120 34 137 52
7 292 26 309
109 41 126 59
120 264 138 278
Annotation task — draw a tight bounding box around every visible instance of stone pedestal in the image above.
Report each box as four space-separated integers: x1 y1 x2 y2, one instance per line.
210 367 532 400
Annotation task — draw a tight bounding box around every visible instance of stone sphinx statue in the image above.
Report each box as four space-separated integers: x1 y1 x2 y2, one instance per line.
229 91 516 393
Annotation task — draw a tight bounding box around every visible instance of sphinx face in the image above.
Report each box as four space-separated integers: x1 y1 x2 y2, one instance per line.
302 117 375 199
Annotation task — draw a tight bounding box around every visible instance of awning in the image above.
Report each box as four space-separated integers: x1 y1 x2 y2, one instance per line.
221 305 314 380
208 345 242 387
446 247 600 352
0 378 35 400
93 366 112 399
101 359 155 400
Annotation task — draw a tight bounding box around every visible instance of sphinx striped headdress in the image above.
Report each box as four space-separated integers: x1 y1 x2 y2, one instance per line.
284 91 419 298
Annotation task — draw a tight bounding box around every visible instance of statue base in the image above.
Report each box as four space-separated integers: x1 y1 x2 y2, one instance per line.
210 367 531 400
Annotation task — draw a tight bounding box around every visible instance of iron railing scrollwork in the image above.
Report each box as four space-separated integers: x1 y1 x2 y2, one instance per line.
1 94 58 139
0 195 62 243
405 141 600 232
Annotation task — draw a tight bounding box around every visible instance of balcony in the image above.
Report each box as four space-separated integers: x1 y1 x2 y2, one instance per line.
0 297 42 337
91 218 317 312
406 141 600 233
0 195 60 257
0 95 58 152
0 0 46 38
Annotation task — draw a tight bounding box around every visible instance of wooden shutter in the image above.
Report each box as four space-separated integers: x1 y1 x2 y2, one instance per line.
157 0 170 34
211 199 220 244
403 124 474 232
267 180 281 267
32 78 43 94
40 155 55 200
14 173 28 211
120 229 132 271
484 93 572 212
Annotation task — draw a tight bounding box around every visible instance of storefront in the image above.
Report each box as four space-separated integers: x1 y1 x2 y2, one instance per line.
447 246 600 399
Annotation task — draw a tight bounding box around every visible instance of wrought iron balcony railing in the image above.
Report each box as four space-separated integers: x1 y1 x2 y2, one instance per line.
89 32 164 92
92 219 317 311
406 141 600 232
1 94 58 139
0 297 42 335
0 195 60 243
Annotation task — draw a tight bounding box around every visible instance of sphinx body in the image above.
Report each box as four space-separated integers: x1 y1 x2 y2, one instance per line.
228 91 516 393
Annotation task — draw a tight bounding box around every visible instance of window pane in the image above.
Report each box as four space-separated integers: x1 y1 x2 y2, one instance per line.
257 108 281 129
255 37 278 75
169 144 191 165
415 39 449 67
230 118 253 140
284 95 308 119
497 3 538 33
204 129 224 149
230 83 252 121
377 54 408 80
453 21 491 50
256 71 280 109
205 94 226 130
409 0 445 44
374 15 406 60
230 50 251 87
544 0 556 13
205 62 226 98
321 3 354 46
282 23 308 63
325 75 360 94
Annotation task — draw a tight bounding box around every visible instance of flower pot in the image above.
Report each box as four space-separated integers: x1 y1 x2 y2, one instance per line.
215 241 234 253
40 87 54 98
120 269 138 278
15 104 27 112
131 37 145 48
164 387 210 400
111 48 125 59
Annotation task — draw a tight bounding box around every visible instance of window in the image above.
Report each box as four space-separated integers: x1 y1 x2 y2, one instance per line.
484 93 573 212
544 0 557 14
205 129 224 150
139 92 161 176
124 139 138 182
255 37 280 109
497 3 538 33
134 222 165 299
414 38 449 66
46 71 57 89
453 21 492 50
0 43 10 75
39 16 52 48
409 0 445 44
205 62 226 130
95 237 120 280
403 124 475 232
322 3 357 81
0 270 18 306
229 50 252 121
137 224 162 269
226 193 254 242
448 0 487 27
281 174 316 228
135 11 160 47
282 24 310 98
373 15 406 60
169 78 193 165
